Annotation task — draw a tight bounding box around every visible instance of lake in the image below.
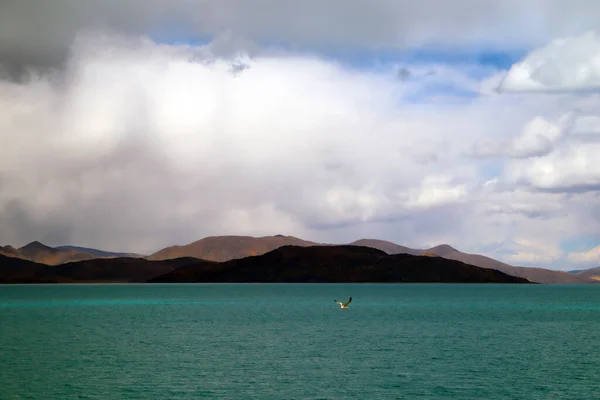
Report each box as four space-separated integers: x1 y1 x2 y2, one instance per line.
1 284 599 399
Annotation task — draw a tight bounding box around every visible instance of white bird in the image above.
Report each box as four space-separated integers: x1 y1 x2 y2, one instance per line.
334 297 352 309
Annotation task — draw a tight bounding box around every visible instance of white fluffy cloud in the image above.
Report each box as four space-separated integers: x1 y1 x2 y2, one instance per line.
508 115 570 158
502 111 600 192
568 246 600 264
505 238 563 265
505 142 600 192
499 32 600 92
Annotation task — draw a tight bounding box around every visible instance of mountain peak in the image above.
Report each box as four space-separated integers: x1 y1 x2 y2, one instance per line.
425 244 458 256
19 241 54 251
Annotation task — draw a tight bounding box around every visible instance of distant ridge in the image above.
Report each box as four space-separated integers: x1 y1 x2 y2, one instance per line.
569 266 600 281
424 244 459 257
11 241 97 265
421 247 592 284
147 235 317 262
0 247 531 284
56 245 141 258
0 245 20 258
2 235 595 284
349 239 420 255
0 242 142 266
354 240 593 284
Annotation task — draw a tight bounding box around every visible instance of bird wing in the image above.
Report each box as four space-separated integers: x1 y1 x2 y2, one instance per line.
344 297 352 307
334 300 343 306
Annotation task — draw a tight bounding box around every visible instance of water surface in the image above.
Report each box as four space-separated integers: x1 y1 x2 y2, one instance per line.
1 284 599 399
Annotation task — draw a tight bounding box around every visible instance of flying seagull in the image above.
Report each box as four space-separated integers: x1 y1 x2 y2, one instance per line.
334 297 352 309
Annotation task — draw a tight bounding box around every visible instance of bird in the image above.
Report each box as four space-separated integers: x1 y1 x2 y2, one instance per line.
334 297 352 309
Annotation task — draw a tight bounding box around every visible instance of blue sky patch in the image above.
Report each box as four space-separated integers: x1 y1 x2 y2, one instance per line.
561 235 600 252
150 30 526 70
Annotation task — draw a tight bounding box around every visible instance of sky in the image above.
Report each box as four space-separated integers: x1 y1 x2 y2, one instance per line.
1 0 600 270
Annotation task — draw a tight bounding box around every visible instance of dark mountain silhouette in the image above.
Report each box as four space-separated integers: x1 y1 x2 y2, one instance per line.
0 254 196 283
148 235 317 262
148 245 531 284
0 246 531 284
0 254 59 283
52 257 197 282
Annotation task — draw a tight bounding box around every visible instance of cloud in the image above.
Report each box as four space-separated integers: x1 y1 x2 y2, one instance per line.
0 28 599 272
498 31 600 92
571 115 600 140
508 115 568 158
0 30 496 253
469 33 600 200
568 246 600 264
467 112 573 159
504 238 563 264
406 175 468 209
503 112 600 192
5 1 600 76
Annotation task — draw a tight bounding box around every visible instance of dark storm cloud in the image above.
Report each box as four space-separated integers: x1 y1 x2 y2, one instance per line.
3 0 600 76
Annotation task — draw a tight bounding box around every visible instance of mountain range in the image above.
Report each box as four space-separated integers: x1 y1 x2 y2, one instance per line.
145 236 595 284
0 242 140 265
147 245 530 284
0 245 530 284
1 235 597 284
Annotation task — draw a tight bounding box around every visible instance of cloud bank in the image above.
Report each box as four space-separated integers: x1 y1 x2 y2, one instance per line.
499 32 600 92
4 0 600 75
1 6 600 270
1 31 490 251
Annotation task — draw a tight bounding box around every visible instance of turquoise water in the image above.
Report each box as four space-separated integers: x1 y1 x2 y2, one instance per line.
1 284 599 399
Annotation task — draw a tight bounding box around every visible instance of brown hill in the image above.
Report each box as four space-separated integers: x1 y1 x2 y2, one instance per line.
148 245 531 284
1 241 98 265
0 245 20 258
148 235 317 262
0 241 143 266
0 254 198 283
423 244 459 257
572 266 600 281
349 239 420 255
